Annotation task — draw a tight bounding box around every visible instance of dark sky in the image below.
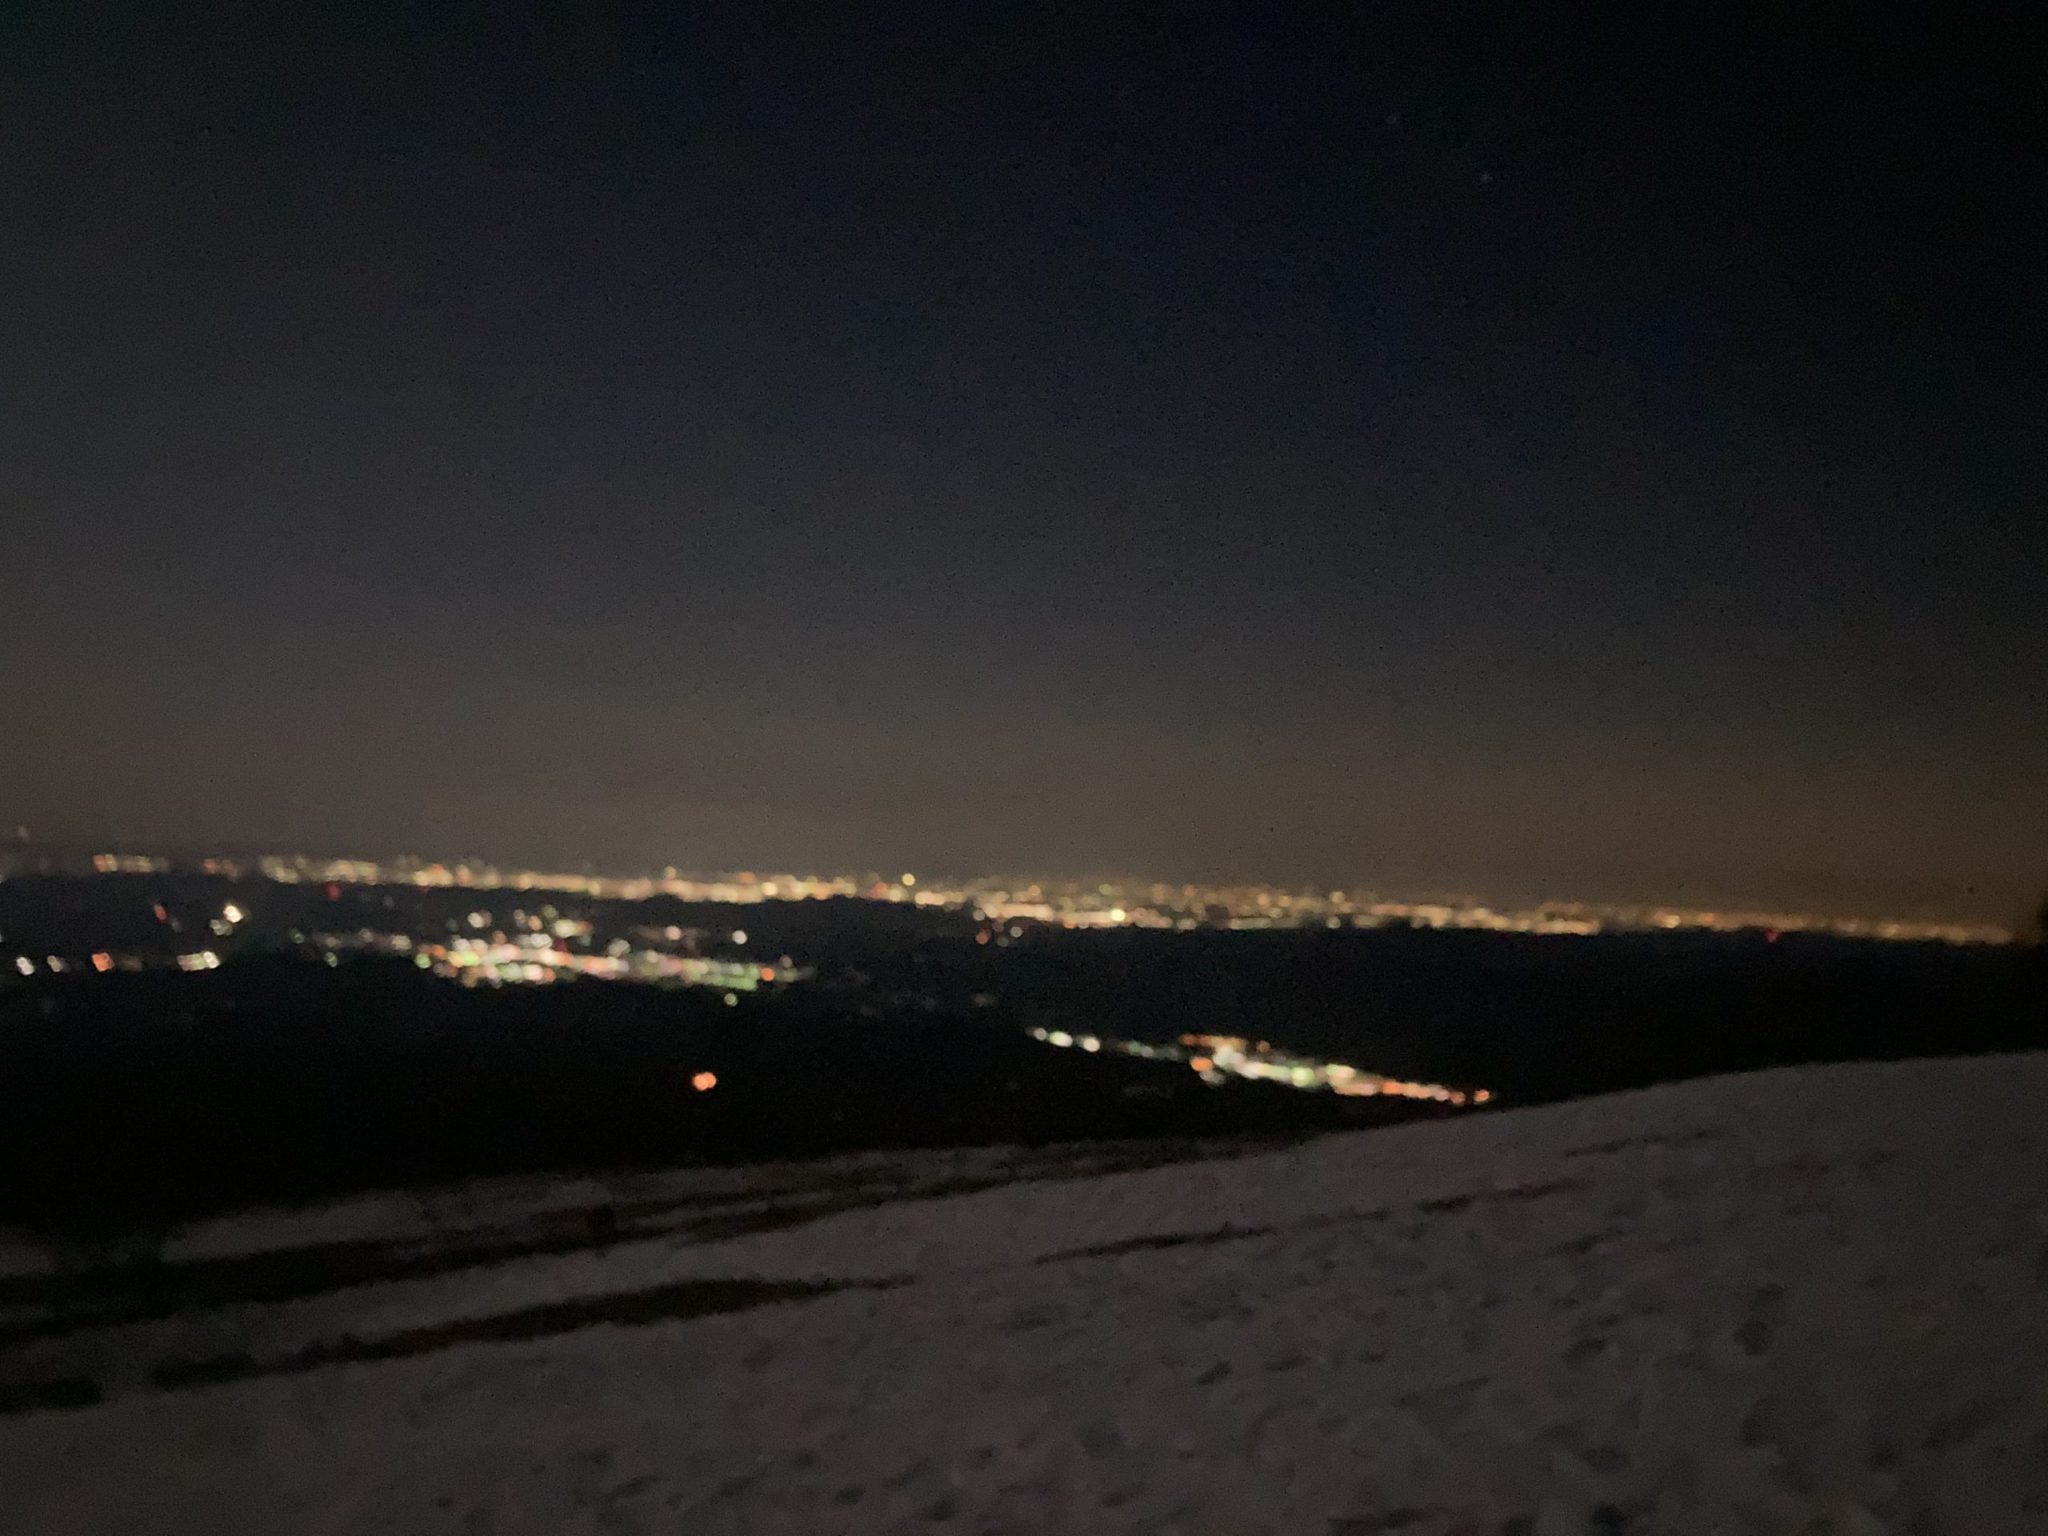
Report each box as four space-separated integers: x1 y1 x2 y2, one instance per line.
3 5 2042 918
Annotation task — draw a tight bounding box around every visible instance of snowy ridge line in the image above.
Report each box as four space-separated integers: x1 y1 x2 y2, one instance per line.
0 1134 1290 1287
3 1054 2045 1535
3 1135 1286 1320
0 1171 1601 1417
0 1137 1291 1413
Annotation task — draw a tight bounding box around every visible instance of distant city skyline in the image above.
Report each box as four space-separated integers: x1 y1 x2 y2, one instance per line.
4 837 2016 939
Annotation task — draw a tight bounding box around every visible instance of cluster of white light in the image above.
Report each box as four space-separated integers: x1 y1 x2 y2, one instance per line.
1026 1026 1490 1106
314 930 799 994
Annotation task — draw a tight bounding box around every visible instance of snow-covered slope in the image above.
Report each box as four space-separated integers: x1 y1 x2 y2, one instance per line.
4 1054 2046 1534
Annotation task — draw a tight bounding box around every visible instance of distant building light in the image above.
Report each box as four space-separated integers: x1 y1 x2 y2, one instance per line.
691 1070 718 1092
730 930 747 946
223 903 245 924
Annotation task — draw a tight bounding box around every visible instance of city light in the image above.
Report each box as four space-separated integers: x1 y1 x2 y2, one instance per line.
151 852 2007 945
5 852 2012 1002
1024 1026 1490 1107
309 930 811 993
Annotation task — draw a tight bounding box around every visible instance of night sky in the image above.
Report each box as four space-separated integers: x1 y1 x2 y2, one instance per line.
4 7 2041 918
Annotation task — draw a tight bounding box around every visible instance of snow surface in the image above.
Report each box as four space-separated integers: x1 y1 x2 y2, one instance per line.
4 1054 2047 1534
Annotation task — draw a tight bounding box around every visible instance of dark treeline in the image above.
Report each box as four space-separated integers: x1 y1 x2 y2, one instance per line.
0 916 2040 1240
950 926 2046 1104
0 957 1387 1238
